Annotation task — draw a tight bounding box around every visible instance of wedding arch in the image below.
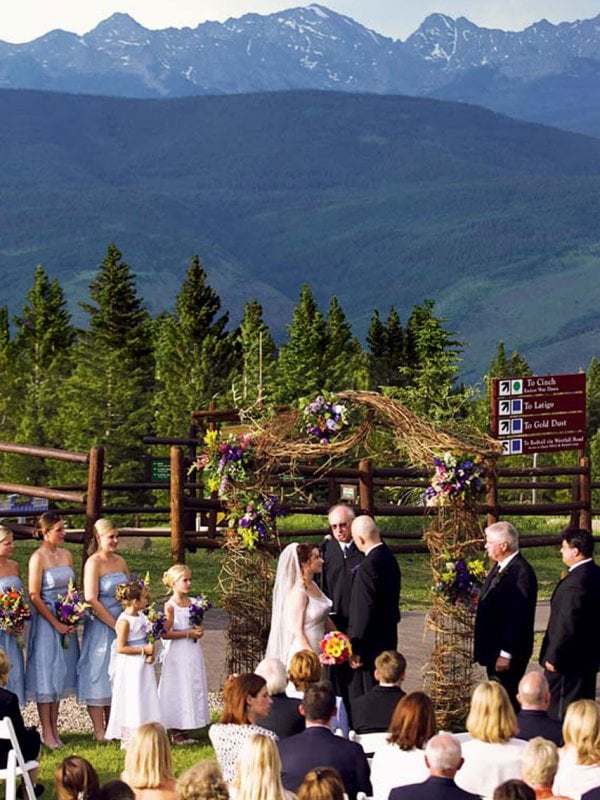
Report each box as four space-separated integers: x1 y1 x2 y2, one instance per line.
199 390 501 727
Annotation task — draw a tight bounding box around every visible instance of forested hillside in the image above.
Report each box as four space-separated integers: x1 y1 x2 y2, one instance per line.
2 89 600 378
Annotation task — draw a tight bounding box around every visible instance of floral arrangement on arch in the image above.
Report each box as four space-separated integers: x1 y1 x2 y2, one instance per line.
433 556 487 611
226 493 285 550
190 429 254 495
424 452 484 506
302 394 348 444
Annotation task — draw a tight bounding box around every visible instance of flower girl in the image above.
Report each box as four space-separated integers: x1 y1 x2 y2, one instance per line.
158 565 209 744
105 579 161 747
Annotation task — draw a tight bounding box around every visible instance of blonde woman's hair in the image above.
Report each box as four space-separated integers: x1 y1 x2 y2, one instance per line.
521 737 559 787
562 699 600 765
287 649 321 691
177 762 229 800
89 518 118 555
297 768 345 800
163 564 190 593
466 681 518 743
122 722 174 789
0 525 13 545
233 734 287 800
0 648 11 687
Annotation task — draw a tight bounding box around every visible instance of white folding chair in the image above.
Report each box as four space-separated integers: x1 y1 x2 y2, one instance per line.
0 717 39 800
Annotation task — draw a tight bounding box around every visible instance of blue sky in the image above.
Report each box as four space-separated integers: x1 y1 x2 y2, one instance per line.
1 1 599 43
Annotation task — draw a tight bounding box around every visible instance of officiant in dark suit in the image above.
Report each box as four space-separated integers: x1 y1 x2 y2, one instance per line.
321 504 363 633
348 514 401 699
474 521 537 710
540 528 600 719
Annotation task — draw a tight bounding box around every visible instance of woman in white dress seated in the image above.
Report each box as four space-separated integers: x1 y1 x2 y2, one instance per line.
266 543 333 665
455 681 527 800
209 674 278 784
553 699 600 800
371 691 436 800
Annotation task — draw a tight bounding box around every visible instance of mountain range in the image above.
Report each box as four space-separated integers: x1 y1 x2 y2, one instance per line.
1 88 600 381
0 5 600 136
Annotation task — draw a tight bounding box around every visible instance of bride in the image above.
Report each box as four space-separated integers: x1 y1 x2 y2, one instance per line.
266 542 333 665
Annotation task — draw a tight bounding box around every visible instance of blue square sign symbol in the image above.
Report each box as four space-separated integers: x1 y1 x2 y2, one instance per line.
511 439 523 454
511 399 523 414
511 418 523 434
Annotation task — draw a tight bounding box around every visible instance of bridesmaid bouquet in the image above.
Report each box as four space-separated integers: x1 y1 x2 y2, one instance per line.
0 587 31 649
189 595 212 643
145 605 167 643
319 630 353 665
54 580 90 649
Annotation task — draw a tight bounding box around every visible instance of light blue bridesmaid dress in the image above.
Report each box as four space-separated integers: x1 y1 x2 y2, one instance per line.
0 574 26 705
77 570 127 705
25 565 80 702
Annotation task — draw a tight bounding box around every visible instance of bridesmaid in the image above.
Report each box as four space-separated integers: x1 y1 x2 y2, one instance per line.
25 511 79 749
0 525 26 704
77 518 129 741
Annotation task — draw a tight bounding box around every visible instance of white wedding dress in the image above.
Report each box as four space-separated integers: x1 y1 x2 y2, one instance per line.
266 543 332 665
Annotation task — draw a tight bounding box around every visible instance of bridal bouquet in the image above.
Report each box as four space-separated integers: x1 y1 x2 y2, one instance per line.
0 586 31 649
319 630 353 665
54 579 90 649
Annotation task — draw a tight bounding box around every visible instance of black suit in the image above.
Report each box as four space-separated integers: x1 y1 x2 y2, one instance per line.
539 559 600 719
582 789 600 800
348 542 401 697
278 725 372 800
0 687 40 767
389 775 481 800
474 551 537 707
516 709 563 745
321 538 363 633
351 684 405 733
259 693 304 739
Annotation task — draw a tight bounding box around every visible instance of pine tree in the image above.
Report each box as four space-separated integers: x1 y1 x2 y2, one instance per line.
154 255 239 435
396 300 465 421
234 299 276 407
367 307 406 389
587 358 600 439
273 285 327 403
56 245 155 500
322 296 366 392
8 267 75 484
0 307 18 476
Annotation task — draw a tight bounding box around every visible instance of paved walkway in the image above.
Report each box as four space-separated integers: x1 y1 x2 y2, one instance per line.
201 602 553 694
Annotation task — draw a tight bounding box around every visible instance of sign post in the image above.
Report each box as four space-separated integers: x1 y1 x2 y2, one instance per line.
491 373 586 455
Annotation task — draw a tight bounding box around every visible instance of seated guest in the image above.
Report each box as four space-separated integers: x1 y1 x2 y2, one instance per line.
56 757 99 800
176 763 229 800
521 737 571 800
455 681 526 800
122 722 176 800
209 674 278 783
370 691 435 800
297 767 345 800
230 733 294 800
553 700 600 800
352 650 406 734
517 672 563 745
494 780 536 800
389 733 480 800
287 649 349 736
254 657 304 738
278 681 371 800
0 648 43 797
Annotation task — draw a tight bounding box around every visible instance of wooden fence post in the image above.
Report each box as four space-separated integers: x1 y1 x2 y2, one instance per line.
83 445 104 577
579 455 592 532
170 446 185 564
358 458 374 516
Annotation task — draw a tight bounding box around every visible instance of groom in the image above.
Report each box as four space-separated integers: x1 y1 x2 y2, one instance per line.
348 514 401 699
